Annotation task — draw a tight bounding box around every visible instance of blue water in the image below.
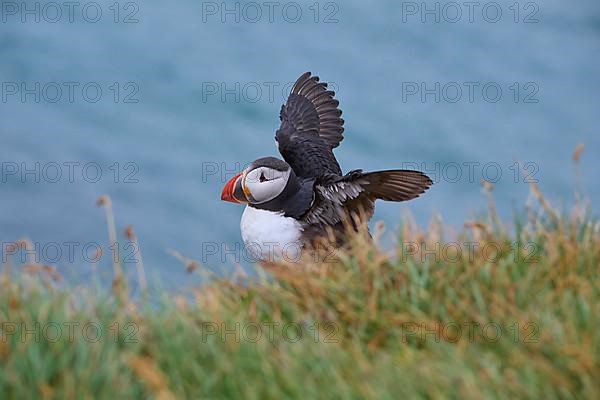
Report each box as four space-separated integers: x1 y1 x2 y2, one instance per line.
1 0 599 288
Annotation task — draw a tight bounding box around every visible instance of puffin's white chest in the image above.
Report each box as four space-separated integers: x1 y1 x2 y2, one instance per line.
240 206 303 262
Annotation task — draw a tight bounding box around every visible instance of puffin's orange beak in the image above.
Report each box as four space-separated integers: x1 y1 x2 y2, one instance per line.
221 172 246 203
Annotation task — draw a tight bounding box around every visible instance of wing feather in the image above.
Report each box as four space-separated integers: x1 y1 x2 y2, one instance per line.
303 170 433 227
275 72 345 178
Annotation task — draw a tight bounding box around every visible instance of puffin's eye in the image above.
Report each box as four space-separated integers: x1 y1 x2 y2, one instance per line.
259 172 268 182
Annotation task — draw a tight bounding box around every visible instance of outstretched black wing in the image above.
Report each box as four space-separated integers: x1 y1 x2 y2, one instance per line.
303 169 433 227
275 72 345 179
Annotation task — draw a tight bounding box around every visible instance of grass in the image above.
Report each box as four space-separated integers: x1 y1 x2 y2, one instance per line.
1 161 599 399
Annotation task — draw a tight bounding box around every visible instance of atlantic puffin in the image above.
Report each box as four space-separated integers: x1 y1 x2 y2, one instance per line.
221 72 432 261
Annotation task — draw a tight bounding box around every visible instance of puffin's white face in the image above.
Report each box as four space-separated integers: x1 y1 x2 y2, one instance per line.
221 157 293 205
242 166 290 204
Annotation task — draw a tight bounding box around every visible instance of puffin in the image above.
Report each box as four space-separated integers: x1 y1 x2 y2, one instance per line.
221 72 433 261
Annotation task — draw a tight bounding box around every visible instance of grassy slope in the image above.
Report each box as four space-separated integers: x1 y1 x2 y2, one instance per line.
0 188 598 399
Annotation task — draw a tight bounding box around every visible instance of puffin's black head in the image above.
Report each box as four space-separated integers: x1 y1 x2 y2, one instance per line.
221 157 299 207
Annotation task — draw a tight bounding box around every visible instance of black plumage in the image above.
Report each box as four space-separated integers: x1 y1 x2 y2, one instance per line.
248 72 432 245
275 71 344 178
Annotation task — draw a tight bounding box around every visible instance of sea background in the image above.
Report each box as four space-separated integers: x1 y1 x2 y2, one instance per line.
1 0 599 288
